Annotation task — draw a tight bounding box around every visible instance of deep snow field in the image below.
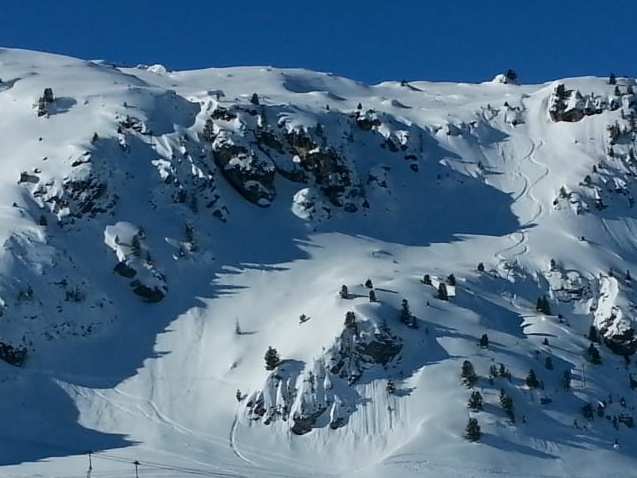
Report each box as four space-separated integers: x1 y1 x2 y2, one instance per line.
1 48 637 477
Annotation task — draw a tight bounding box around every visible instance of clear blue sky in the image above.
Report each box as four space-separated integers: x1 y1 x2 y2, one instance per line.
2 0 635 84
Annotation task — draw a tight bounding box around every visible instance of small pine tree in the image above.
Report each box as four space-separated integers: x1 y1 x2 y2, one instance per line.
364 278 373 288
498 363 507 377
340 285 349 299
499 389 515 422
588 325 598 343
468 390 483 411
386 379 396 394
461 360 478 387
545 356 554 370
38 215 47 226
626 270 632 282
264 346 281 370
614 85 621 97
542 337 549 346
369 290 377 302
356 102 362 110
446 274 456 286
250 93 260 105
43 87 54 103
438 282 449 301
488 364 498 379
344 311 356 329
505 69 517 83
398 299 411 325
131 234 141 257
477 262 485 272
465 418 481 442
422 274 431 285
184 223 196 251
562 370 571 391
525 369 539 388
609 73 617 85
479 333 489 348
581 403 594 420
588 343 602 364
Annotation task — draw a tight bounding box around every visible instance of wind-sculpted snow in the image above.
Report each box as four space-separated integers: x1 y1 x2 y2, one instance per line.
2 48 637 478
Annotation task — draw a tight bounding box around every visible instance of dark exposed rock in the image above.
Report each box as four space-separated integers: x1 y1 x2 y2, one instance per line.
130 280 165 303
114 261 137 278
212 140 276 207
0 341 27 367
210 107 237 121
291 406 328 435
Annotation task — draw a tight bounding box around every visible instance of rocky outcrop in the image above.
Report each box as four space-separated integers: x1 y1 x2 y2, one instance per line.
212 133 276 207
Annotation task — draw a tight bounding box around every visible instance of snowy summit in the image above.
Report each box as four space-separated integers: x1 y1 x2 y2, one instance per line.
1 48 637 478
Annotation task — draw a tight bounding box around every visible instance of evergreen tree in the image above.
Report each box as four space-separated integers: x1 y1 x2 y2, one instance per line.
562 370 572 391
356 102 362 110
614 85 621 97
465 418 481 442
43 87 54 103
422 274 431 285
461 360 478 387
479 333 489 348
364 278 373 288
344 311 356 330
626 270 632 281
588 325 599 343
498 363 508 377
477 262 485 272
340 284 349 299
525 369 539 388
499 389 515 422
581 403 594 420
505 69 517 83
131 234 141 257
264 346 281 370
542 337 549 346
203 119 216 142
369 290 377 302
588 343 602 364
446 274 456 286
38 215 47 226
184 223 196 251
488 364 498 380
398 298 412 325
545 356 554 370
250 93 260 105
609 73 617 85
468 390 483 411
386 379 396 394
438 282 449 300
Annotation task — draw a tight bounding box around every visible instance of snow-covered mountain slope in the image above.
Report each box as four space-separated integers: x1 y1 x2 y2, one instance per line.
2 48 637 478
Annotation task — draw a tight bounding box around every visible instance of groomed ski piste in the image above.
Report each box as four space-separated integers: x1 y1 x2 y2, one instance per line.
1 48 637 477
